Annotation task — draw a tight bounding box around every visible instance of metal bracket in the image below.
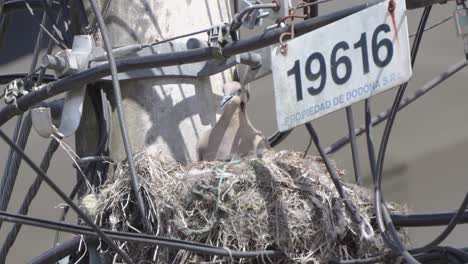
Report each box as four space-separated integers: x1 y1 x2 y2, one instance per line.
4 79 27 106
208 23 231 58
239 0 269 29
33 35 92 138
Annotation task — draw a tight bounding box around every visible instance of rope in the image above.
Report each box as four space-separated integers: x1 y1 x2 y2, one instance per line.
0 139 59 264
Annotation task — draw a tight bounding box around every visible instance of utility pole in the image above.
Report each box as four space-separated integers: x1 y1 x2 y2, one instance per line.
76 1 233 163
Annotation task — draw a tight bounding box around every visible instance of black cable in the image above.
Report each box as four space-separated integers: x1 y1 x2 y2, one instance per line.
409 15 452 38
0 0 4 16
0 7 46 222
0 113 32 231
0 6 47 220
337 248 468 264
326 59 467 155
39 0 64 43
0 129 135 264
0 139 59 264
53 176 83 245
58 0 72 45
22 1 66 49
334 255 387 264
54 87 112 245
364 99 400 252
27 237 83 264
410 192 468 254
0 4 55 235
230 3 278 33
0 211 284 260
0 73 56 84
88 0 151 235
415 247 468 263
37 7 62 86
1 0 60 15
234 0 239 14
268 129 292 148
345 106 362 185
392 210 468 227
149 27 212 47
304 122 369 234
372 6 432 263
28 8 45 74
0 1 377 128
77 156 113 166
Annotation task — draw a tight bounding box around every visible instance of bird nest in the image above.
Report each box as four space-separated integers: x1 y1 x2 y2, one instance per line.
85 150 407 263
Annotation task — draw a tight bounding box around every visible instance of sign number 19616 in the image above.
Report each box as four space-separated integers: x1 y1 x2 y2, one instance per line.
288 24 394 101
271 0 412 132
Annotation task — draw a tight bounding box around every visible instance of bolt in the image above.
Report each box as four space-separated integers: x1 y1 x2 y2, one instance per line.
272 0 281 12
42 55 67 71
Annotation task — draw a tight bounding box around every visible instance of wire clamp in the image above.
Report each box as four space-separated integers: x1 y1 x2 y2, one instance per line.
208 23 230 59
4 79 28 106
239 0 270 30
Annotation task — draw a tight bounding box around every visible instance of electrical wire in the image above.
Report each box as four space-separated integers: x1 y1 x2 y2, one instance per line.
23 1 66 49
0 73 56 84
0 5 49 253
0 0 4 16
0 210 284 260
38 0 67 46
371 6 432 263
230 3 279 33
28 237 83 264
0 139 59 264
325 59 467 155
291 0 336 10
364 98 400 252
88 0 151 236
0 113 32 231
392 210 468 227
268 129 292 148
345 106 362 185
148 27 212 47
409 15 453 38
0 2 376 124
0 0 464 262
410 193 468 254
0 129 135 264
53 86 112 246
2 0 60 14
304 122 372 238
0 7 62 253
0 7 47 225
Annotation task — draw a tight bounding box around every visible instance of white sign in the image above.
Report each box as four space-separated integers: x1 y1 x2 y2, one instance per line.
271 0 412 132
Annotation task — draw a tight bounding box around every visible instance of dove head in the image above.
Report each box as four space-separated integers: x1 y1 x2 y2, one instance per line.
220 82 250 111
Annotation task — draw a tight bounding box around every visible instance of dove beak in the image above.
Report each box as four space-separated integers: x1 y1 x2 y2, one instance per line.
220 95 233 110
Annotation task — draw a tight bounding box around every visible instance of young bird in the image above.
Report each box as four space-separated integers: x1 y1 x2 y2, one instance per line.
197 82 269 161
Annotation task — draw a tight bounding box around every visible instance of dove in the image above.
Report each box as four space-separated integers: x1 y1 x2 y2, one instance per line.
197 82 269 161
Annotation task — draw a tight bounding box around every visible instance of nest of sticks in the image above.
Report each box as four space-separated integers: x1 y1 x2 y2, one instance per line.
84 150 407 263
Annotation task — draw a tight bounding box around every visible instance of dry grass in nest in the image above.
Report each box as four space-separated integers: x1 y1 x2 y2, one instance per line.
85 150 407 263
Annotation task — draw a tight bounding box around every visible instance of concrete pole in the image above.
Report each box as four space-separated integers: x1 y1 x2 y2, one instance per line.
77 1 233 163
